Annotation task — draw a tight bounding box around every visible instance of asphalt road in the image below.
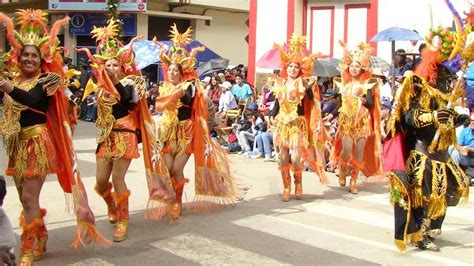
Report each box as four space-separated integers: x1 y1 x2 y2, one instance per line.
1 120 473 265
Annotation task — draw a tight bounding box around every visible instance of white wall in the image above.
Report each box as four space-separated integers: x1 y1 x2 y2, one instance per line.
176 0 249 12
255 0 288 73
306 0 370 59
194 9 248 66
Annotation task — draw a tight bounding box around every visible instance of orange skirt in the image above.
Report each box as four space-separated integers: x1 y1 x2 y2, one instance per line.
96 115 139 160
274 116 310 153
162 119 194 155
6 124 59 182
337 107 371 140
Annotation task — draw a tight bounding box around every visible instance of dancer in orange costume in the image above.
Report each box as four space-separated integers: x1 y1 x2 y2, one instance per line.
0 9 108 265
77 19 177 240
269 33 330 202
332 42 383 194
153 24 245 220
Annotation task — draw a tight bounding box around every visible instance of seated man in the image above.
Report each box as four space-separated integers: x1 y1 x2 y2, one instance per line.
216 81 238 120
451 114 474 171
232 73 253 102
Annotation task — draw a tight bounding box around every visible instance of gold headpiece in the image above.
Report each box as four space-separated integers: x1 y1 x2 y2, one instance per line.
339 41 373 70
275 33 319 78
0 9 69 64
76 19 139 73
155 23 205 74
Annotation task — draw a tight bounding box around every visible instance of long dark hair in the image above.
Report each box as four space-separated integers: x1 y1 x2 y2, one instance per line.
209 74 221 90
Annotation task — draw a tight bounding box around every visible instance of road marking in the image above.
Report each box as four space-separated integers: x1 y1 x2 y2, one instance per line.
356 194 474 221
301 201 473 245
302 202 471 232
233 214 472 266
150 233 290 265
70 258 114 265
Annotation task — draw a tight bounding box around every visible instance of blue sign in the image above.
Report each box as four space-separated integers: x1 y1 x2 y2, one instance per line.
69 13 136 36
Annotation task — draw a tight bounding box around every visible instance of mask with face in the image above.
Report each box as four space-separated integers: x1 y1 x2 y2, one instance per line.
435 64 457 94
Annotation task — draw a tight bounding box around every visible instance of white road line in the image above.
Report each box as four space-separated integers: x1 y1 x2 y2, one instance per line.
69 258 114 265
356 194 474 221
302 202 471 232
301 201 473 246
150 233 290 266
233 214 472 266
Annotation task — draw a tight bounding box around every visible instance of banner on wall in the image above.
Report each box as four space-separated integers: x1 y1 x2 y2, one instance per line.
49 0 146 12
69 13 137 36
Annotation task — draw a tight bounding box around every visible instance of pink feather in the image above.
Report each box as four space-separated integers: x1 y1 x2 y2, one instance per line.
49 16 70 47
0 13 21 50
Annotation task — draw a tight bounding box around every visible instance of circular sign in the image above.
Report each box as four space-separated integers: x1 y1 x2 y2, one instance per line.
70 14 85 29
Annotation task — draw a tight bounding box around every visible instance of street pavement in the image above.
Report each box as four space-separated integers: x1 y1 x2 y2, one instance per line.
1 120 473 265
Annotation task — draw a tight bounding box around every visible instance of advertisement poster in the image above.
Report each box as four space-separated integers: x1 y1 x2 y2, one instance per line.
49 0 146 12
69 13 137 35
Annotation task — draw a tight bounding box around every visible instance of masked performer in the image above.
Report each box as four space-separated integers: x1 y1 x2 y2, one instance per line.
269 33 330 202
154 24 244 220
0 9 108 265
386 2 471 251
332 42 383 194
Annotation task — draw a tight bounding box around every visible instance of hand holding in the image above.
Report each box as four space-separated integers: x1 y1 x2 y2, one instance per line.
434 108 455 125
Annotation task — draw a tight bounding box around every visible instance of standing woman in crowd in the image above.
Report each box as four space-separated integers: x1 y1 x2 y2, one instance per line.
331 42 383 194
0 9 108 265
206 74 222 112
269 33 329 202
154 24 244 220
77 19 176 241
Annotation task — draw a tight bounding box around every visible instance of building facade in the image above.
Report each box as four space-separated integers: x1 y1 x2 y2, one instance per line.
248 0 470 87
0 0 249 67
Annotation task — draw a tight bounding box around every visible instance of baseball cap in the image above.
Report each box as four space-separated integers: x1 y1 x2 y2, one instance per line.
220 81 232 89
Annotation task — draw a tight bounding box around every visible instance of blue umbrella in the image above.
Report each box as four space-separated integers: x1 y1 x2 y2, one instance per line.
130 39 223 70
370 27 423 87
371 27 423 42
129 40 169 70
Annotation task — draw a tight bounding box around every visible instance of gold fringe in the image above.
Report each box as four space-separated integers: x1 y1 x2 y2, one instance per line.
427 193 447 220
428 160 448 219
446 161 470 204
428 123 456 153
406 151 427 209
274 116 309 151
188 194 237 214
365 174 387 183
410 185 424 209
145 199 170 221
72 221 111 249
394 239 407 252
410 231 423 243
388 74 451 137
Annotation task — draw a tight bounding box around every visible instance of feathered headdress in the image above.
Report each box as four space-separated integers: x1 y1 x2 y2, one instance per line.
339 41 373 71
275 33 319 78
89 18 137 66
416 0 470 84
0 9 69 65
76 18 141 84
155 24 204 76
